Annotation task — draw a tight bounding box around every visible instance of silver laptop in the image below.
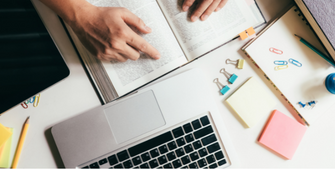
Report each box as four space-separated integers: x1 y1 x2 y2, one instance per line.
51 69 237 168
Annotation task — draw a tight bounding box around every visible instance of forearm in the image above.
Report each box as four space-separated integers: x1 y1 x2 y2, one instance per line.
39 0 93 23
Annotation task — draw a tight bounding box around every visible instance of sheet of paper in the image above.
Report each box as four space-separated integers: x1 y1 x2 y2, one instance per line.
244 7 335 125
0 128 13 168
0 123 12 148
226 77 276 128
259 110 307 159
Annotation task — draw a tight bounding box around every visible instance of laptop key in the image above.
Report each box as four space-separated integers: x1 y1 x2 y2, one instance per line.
198 148 208 157
193 140 202 150
113 163 122 168
163 163 172 168
150 148 160 158
123 160 133 168
159 145 168 154
209 163 218 168
207 142 221 153
82 166 89 168
206 155 216 164
200 116 210 126
108 155 118 166
191 120 202 130
185 134 194 143
201 134 217 146
167 141 177 150
176 137 186 147
181 155 191 165
197 158 207 168
141 152 151 162
149 159 159 168
189 152 199 161
184 144 193 153
172 127 184 138
139 163 149 168
172 159 182 168
194 126 213 139
189 162 198 168
167 152 176 161
117 150 129 162
158 155 168 165
183 123 193 133
98 158 108 165
175 148 185 157
215 151 224 160
89 162 99 168
218 159 227 166
132 156 142 166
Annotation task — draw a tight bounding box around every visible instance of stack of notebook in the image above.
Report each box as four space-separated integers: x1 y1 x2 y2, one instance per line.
0 123 13 168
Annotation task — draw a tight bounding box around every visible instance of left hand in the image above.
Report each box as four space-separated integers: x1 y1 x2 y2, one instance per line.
182 0 229 22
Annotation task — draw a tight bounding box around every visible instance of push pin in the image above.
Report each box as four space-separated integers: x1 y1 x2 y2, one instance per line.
226 59 245 69
220 68 238 84
308 100 317 109
213 78 230 95
298 101 306 108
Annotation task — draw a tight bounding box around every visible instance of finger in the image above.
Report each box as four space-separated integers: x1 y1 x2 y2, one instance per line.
120 8 152 34
191 0 213 22
215 0 228 11
182 0 195 11
119 44 141 61
98 50 128 62
126 31 160 60
200 0 221 21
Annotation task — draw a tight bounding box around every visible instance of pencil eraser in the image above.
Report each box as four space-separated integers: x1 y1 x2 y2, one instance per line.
237 59 245 69
239 31 248 40
220 86 230 95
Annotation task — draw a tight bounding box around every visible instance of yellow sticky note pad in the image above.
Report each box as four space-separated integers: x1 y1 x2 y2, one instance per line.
0 123 12 148
226 77 276 128
246 27 256 36
239 31 248 40
0 128 13 168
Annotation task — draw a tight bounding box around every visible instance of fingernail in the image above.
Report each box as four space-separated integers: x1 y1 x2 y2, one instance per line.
202 15 209 21
144 25 152 32
191 16 198 22
215 7 221 11
154 54 160 59
183 6 189 11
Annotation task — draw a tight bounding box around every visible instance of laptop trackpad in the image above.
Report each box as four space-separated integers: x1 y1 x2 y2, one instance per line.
104 91 166 144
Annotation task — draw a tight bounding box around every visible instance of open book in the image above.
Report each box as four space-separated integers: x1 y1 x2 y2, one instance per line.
65 0 265 103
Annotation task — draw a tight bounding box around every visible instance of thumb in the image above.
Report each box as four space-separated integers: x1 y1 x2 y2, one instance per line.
121 9 152 34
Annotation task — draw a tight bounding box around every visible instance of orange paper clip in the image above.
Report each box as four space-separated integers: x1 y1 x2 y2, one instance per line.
269 47 283 55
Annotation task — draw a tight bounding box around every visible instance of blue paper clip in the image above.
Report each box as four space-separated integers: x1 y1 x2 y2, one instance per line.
289 58 302 67
29 96 35 103
213 78 230 95
274 60 288 65
298 101 306 108
220 68 238 84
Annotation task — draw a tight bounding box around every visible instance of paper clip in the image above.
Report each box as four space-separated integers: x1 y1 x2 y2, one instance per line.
21 102 28 109
289 58 302 67
213 78 230 95
274 60 288 65
220 68 238 84
29 96 35 103
274 65 288 71
33 94 41 107
298 101 306 108
269 47 283 55
226 59 245 69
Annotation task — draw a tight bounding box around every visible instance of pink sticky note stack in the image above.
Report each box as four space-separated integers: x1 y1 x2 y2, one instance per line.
258 110 307 160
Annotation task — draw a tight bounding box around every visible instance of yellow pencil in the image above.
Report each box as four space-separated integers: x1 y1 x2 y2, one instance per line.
11 117 30 169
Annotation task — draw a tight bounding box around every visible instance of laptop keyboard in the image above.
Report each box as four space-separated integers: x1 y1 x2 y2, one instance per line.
82 114 229 168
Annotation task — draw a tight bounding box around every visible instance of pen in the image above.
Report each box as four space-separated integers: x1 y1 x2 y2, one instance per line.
294 34 335 67
11 117 30 169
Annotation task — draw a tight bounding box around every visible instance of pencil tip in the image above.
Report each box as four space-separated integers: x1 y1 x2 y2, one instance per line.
294 34 301 38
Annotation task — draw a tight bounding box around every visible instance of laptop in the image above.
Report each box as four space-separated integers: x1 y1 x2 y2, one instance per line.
0 0 70 114
51 69 237 168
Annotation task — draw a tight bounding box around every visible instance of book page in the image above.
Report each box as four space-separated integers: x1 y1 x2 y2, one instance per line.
157 0 261 60
90 0 187 96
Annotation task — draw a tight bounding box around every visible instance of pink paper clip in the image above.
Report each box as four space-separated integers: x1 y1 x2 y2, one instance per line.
269 47 283 55
21 102 28 109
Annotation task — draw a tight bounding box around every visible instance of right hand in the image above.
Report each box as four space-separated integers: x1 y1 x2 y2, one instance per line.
68 6 160 62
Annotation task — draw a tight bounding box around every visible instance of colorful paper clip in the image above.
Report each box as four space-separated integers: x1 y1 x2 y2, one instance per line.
274 60 288 65
274 65 288 71
21 102 28 109
226 59 245 69
33 94 41 107
220 68 238 84
269 47 283 55
213 78 230 95
298 101 306 108
289 58 302 67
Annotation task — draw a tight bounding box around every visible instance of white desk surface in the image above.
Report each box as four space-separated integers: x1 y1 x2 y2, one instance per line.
1 0 335 168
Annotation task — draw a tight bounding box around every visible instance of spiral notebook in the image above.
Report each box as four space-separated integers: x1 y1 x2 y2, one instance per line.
242 5 335 126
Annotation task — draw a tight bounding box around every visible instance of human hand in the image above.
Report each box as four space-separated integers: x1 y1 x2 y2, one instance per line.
69 6 160 62
182 0 229 22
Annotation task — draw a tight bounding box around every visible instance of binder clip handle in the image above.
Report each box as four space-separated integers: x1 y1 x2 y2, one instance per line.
213 78 230 95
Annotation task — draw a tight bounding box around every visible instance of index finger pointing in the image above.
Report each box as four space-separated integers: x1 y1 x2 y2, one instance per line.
127 32 160 60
